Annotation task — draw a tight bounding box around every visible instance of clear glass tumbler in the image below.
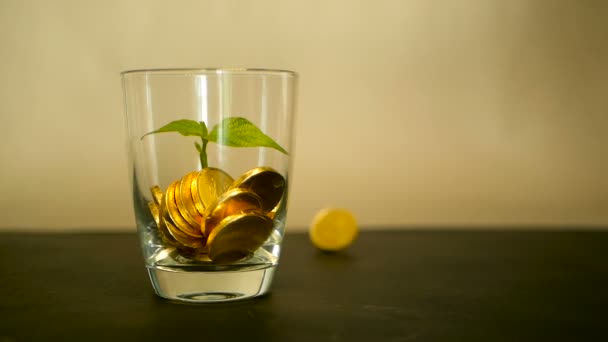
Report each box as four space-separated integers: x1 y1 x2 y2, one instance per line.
121 68 297 302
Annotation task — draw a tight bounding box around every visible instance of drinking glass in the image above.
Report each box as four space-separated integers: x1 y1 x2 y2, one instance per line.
121 68 297 302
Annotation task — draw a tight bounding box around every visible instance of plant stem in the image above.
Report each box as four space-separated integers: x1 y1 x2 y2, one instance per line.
199 137 208 168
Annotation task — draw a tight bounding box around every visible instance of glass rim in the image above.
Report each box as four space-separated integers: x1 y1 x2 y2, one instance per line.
121 67 298 77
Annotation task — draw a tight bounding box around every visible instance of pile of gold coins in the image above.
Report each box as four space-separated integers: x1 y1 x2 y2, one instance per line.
147 167 285 264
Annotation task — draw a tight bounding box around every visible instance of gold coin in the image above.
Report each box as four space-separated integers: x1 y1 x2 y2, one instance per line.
231 167 285 212
190 174 207 216
204 188 263 237
309 208 358 252
268 206 280 220
161 197 205 250
163 216 205 249
165 181 203 238
175 172 203 228
157 193 179 246
150 185 163 205
196 167 234 209
207 211 274 264
147 201 160 226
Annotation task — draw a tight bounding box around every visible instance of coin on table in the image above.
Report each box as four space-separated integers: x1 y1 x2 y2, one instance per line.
150 185 163 205
231 167 285 212
204 188 263 237
163 216 205 249
175 171 203 228
147 201 160 227
196 167 234 209
165 181 203 238
207 211 274 264
309 208 358 252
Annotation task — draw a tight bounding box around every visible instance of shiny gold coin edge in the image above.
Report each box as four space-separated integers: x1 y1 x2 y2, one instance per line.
181 171 204 223
190 173 207 216
147 201 160 227
207 211 274 263
151 185 163 205
203 188 263 237
161 193 200 248
163 216 205 249
157 191 180 246
230 166 286 212
230 166 278 191
175 172 202 227
165 181 203 238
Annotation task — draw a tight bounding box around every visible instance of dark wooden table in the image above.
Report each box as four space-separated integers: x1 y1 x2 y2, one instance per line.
1 230 607 341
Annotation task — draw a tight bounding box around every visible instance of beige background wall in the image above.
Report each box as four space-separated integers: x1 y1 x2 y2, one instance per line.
0 0 606 231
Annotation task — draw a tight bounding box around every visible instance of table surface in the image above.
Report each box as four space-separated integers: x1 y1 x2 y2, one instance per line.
1 230 607 341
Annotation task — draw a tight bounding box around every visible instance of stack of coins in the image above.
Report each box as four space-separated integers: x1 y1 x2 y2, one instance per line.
147 166 285 263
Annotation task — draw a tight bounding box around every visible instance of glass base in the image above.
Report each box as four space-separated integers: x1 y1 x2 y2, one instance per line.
146 264 276 303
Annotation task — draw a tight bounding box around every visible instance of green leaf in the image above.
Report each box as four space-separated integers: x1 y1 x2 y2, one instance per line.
141 119 205 140
199 121 208 137
194 141 202 153
207 117 288 154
